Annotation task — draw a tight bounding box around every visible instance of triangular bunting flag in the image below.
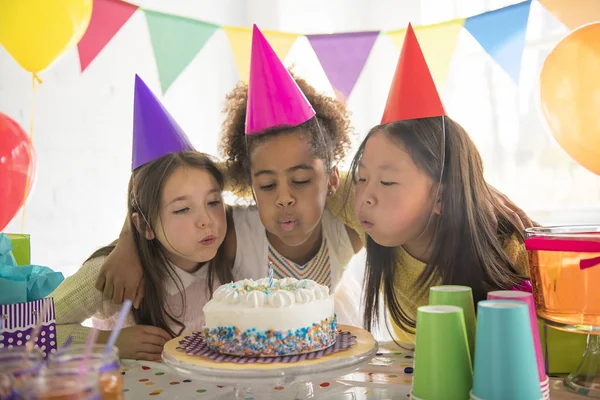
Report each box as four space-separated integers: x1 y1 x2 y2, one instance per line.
307 32 379 100
77 0 138 71
539 0 600 30
387 19 464 88
144 11 218 93
224 26 298 83
464 1 531 84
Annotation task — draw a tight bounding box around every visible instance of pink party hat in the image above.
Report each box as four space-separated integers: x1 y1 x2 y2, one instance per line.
132 75 194 170
245 25 316 135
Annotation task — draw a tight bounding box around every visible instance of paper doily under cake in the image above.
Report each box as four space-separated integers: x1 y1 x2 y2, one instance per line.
176 331 356 364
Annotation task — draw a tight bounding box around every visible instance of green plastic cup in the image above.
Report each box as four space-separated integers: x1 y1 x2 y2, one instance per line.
472 300 542 400
429 285 476 364
411 305 472 400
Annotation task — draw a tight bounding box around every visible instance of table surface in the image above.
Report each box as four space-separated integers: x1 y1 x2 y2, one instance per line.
121 341 583 399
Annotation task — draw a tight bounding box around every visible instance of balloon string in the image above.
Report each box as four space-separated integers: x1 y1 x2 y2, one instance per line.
20 73 41 232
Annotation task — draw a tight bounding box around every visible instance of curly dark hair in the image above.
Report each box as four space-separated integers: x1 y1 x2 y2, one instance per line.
219 74 353 189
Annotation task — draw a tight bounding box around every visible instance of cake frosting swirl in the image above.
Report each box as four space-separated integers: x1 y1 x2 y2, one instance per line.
203 277 337 357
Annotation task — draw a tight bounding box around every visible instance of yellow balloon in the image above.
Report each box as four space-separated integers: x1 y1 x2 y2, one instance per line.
0 0 93 73
540 22 600 176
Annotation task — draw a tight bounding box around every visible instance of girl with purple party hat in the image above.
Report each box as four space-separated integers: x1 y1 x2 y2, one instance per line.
49 76 234 360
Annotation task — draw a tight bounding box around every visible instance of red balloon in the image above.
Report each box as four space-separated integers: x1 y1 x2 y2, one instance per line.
0 113 35 231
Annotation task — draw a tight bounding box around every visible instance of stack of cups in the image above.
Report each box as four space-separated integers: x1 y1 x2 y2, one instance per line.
410 305 473 400
471 300 543 400
429 286 477 365
487 291 549 399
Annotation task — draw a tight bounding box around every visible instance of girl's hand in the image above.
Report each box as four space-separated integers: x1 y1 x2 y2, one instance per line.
112 326 172 361
95 221 145 308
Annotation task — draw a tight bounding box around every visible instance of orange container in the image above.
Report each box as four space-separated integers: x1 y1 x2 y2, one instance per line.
525 226 600 331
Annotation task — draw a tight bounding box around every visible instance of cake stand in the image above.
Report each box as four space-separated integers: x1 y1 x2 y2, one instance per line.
526 226 600 398
162 324 378 400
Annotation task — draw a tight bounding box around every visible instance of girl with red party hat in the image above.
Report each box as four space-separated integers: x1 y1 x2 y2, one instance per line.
50 76 234 359
340 24 531 342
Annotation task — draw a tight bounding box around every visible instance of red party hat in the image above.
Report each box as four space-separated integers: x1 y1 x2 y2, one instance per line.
381 23 446 124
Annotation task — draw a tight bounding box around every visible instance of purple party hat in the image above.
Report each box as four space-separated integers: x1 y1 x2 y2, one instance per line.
132 75 194 170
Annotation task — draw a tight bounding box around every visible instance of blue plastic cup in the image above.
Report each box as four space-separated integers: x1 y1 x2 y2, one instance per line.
472 300 542 400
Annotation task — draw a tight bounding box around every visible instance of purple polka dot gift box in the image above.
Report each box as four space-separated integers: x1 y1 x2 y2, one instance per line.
1 298 57 358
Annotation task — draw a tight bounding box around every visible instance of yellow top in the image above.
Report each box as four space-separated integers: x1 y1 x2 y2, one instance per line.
326 174 529 343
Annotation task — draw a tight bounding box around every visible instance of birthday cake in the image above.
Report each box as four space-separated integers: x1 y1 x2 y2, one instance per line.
202 277 337 357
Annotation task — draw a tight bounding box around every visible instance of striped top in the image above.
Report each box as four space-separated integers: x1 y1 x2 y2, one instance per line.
230 205 360 325
268 236 332 288
231 205 354 291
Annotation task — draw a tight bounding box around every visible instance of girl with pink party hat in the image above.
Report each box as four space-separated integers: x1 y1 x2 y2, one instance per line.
49 76 234 360
340 24 532 342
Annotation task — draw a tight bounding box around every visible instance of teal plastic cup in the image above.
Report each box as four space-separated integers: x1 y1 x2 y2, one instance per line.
472 300 542 400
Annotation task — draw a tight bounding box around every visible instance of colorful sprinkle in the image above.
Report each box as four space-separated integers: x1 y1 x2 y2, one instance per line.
203 316 337 357
404 355 413 359
121 372 126 375
394 352 403 355
155 372 164 376
388 375 398 378
144 382 155 386
139 379 149 382
319 382 330 388
149 390 163 396
141 366 151 370
196 389 206 393
216 385 225 389
376 352 383 356
274 386 284 390
183 379 192 383
169 382 180 385
122 368 129 372
404 380 413 384
123 389 129 393
404 367 414 374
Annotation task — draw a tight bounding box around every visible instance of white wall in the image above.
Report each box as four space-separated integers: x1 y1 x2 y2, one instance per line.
1 0 599 280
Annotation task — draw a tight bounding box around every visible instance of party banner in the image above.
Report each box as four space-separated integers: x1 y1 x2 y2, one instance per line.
224 26 299 83
307 32 379 99
387 19 464 88
464 0 532 83
77 0 138 71
144 11 219 93
71 0 573 95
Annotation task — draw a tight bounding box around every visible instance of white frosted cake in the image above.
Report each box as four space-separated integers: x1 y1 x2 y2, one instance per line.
203 277 337 357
